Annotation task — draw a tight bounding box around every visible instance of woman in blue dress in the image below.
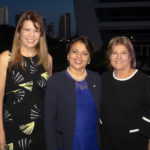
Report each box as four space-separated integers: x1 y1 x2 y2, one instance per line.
44 36 101 150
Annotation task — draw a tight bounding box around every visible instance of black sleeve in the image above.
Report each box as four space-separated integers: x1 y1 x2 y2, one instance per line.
44 77 58 150
139 77 150 137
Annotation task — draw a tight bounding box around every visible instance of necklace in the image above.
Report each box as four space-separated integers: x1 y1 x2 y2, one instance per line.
67 67 87 81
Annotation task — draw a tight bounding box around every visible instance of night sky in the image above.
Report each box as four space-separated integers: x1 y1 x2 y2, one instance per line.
1 0 76 35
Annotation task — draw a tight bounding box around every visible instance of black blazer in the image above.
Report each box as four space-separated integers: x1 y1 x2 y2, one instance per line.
44 70 101 150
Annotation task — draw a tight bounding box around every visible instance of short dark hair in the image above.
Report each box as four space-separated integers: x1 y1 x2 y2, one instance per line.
67 35 94 57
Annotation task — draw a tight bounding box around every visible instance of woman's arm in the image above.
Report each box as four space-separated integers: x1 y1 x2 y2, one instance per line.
139 77 150 135
48 54 53 76
0 51 9 150
44 76 57 150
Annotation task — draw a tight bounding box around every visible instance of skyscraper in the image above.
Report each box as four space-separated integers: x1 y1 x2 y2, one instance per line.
74 0 102 50
15 13 22 25
59 13 71 41
47 22 56 38
65 13 71 40
0 6 8 25
59 15 65 40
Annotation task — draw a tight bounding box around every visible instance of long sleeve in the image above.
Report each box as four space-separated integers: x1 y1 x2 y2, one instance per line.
44 77 57 150
139 77 150 137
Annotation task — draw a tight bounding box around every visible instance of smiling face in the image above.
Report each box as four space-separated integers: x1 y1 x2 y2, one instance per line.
67 41 90 72
20 20 41 51
109 44 131 71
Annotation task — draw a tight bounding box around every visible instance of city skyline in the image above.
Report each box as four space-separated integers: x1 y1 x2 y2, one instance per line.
0 0 76 35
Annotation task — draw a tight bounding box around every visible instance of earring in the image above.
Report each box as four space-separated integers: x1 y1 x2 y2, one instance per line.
88 60 90 64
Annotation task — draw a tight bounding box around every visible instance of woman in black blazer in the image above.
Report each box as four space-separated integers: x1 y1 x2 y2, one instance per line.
44 36 101 150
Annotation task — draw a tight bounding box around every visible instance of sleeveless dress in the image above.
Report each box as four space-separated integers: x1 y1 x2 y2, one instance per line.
64 71 100 150
3 53 49 150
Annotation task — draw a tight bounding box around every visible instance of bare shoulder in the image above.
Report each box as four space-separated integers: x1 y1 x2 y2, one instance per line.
48 53 53 66
0 50 9 68
48 53 52 62
0 51 9 95
47 53 53 76
0 50 9 59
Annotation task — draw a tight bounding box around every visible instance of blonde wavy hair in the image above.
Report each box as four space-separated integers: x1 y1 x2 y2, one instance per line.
9 10 51 74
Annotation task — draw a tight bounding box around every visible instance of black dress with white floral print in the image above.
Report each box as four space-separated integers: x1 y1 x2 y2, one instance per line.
3 54 48 150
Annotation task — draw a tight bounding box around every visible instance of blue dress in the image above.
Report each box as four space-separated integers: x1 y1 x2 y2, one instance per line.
62 71 100 150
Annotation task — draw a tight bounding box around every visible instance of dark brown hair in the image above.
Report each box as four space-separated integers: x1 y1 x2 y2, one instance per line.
67 35 94 57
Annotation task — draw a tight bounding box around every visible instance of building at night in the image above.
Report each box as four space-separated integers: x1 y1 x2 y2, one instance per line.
0 6 8 25
47 22 56 38
65 13 71 40
59 15 66 40
74 0 150 53
59 13 71 40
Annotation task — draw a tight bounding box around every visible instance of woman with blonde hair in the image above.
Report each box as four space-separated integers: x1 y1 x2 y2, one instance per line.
100 36 150 150
0 10 52 150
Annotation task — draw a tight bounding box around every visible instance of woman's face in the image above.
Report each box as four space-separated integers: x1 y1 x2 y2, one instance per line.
109 44 131 71
20 20 41 50
67 41 90 71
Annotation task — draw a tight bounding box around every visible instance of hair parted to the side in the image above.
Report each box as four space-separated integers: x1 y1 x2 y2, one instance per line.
67 35 94 58
106 36 136 69
9 10 51 74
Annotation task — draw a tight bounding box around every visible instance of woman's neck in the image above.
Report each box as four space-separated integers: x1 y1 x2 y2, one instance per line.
20 47 37 57
114 68 135 79
67 67 87 81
